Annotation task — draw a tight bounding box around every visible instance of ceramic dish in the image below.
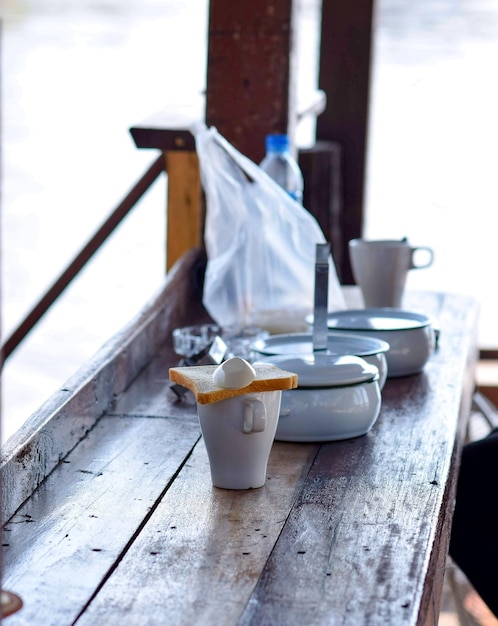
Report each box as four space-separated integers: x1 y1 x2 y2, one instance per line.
305 308 436 377
252 331 390 388
255 354 382 442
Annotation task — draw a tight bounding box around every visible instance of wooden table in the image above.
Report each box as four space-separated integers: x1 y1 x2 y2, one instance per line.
1 249 479 625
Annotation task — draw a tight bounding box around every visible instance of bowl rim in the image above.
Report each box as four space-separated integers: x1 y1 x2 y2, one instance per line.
305 308 433 332
252 330 390 356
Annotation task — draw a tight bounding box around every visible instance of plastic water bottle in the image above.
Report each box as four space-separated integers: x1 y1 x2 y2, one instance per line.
259 134 304 204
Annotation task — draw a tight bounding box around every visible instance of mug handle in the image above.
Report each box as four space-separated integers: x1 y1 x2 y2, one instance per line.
242 398 267 433
410 246 434 270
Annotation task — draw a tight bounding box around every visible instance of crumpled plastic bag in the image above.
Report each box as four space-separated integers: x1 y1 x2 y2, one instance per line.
192 123 345 333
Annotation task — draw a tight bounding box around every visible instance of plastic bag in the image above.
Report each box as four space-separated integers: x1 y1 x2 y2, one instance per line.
193 124 345 333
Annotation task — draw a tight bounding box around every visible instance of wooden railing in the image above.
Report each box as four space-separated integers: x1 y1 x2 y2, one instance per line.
1 155 165 361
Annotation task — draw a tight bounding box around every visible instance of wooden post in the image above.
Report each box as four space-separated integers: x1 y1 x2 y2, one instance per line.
164 151 203 272
299 141 344 276
317 0 376 283
205 0 300 163
129 116 204 272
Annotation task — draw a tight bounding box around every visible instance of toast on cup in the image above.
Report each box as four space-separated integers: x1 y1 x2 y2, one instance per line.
169 362 298 404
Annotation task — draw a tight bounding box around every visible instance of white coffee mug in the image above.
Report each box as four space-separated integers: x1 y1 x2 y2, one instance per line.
348 238 434 308
196 391 281 490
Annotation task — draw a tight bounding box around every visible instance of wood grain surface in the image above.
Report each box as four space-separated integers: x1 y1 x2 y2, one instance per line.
1 252 479 625
76 441 318 626
2 416 201 625
0 248 211 524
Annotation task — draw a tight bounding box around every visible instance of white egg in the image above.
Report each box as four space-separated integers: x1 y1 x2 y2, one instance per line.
212 357 256 389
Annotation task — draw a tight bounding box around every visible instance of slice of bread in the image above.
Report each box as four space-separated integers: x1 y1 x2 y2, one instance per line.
169 362 298 404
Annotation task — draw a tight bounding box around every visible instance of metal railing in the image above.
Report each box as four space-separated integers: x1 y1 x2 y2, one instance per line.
1 154 165 361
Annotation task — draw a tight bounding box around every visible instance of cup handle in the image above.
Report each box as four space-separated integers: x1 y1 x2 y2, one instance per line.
410 246 434 270
242 398 267 433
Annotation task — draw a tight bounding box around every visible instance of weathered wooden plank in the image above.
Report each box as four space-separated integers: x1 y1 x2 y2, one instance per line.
237 292 478 626
108 349 199 420
416 294 478 626
1 285 479 626
75 440 318 626
2 415 201 626
239 420 452 624
1 247 211 524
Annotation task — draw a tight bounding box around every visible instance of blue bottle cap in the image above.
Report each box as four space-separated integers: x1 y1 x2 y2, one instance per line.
265 134 290 152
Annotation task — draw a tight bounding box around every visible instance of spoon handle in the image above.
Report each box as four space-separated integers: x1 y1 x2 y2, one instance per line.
313 243 330 352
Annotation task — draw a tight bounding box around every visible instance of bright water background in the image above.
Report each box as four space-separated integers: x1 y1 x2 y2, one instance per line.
3 0 498 442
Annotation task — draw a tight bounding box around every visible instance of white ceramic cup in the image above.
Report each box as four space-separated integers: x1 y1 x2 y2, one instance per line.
348 238 434 308
196 391 281 490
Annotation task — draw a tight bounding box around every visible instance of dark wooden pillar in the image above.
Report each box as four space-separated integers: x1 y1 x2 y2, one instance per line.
317 0 376 283
205 0 300 163
299 141 343 275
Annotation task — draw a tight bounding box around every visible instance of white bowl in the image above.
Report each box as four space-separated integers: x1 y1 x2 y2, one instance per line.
252 331 390 389
306 308 436 377
255 354 382 442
